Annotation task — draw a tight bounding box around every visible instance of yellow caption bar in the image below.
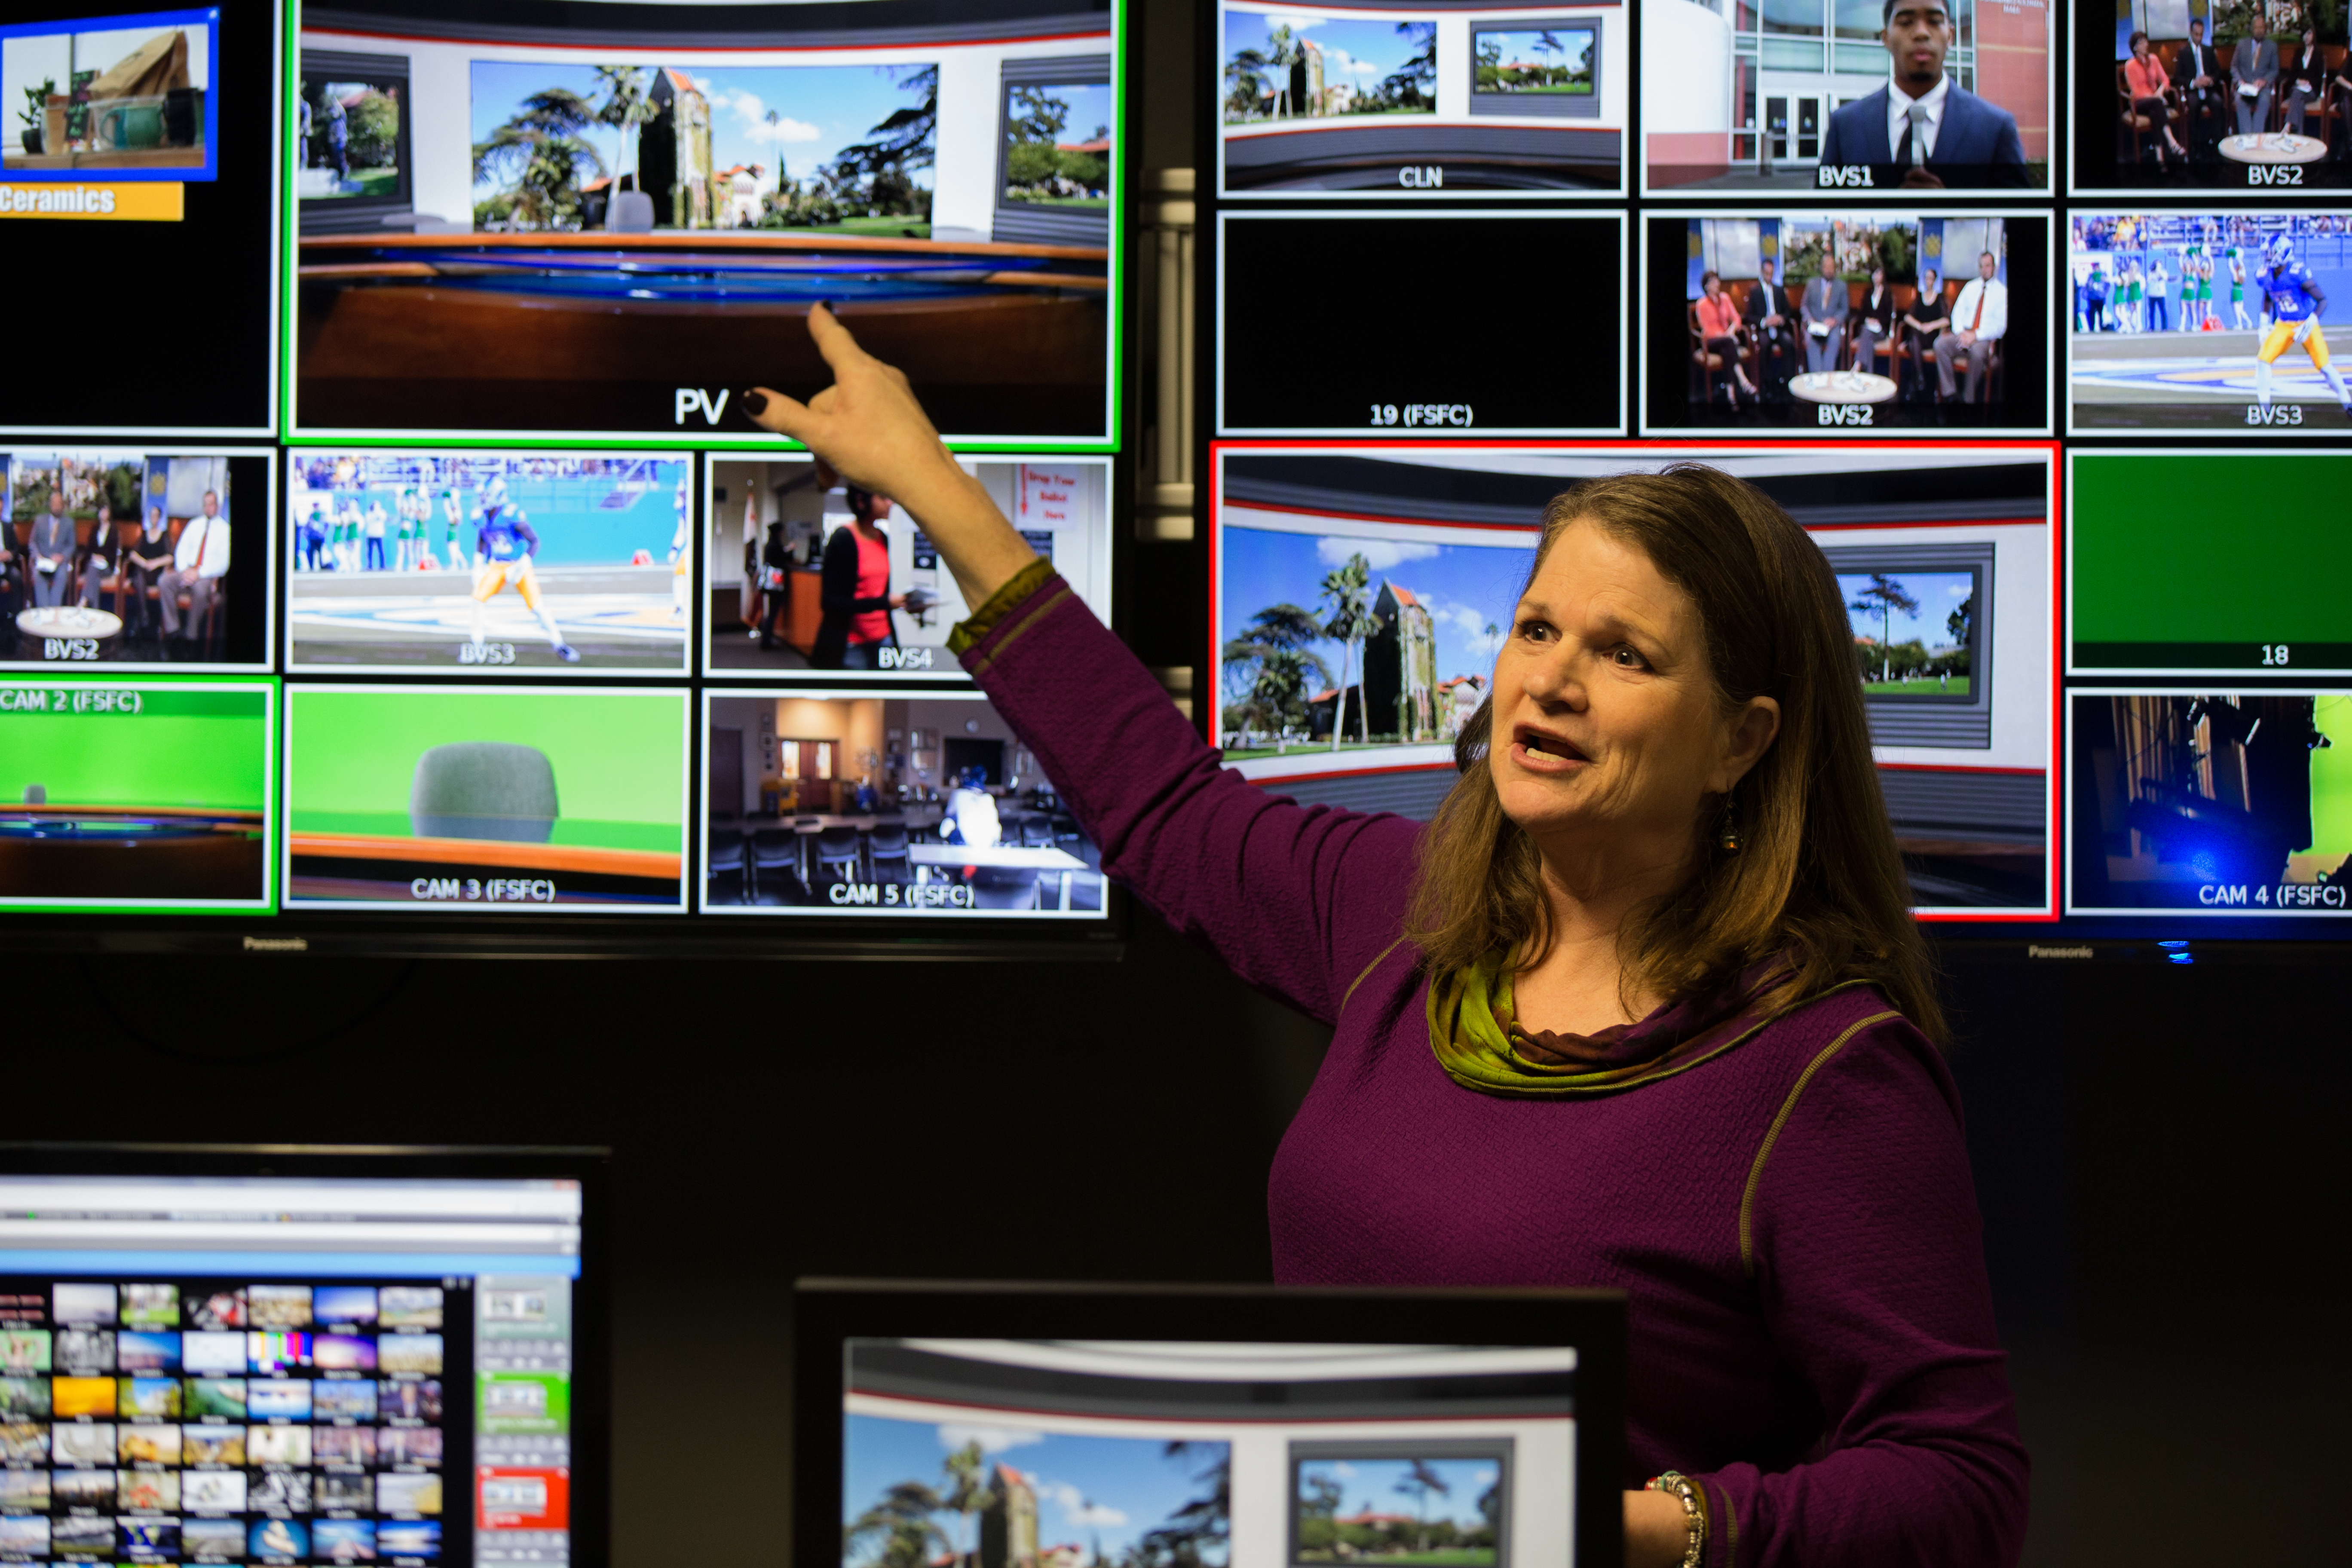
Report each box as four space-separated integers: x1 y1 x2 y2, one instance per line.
0 182 184 220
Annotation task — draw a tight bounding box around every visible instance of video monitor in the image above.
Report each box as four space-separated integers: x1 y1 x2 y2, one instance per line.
0 1148 603 1568
0 676 275 913
798 1282 1626 1568
0 0 277 435
2066 212 2352 432
283 683 690 911
285 450 693 676
3 450 274 671
2068 0 2352 195
1217 213 1626 436
701 688 1107 919
2069 449 2352 676
290 0 1119 444
2068 690 2352 915
1641 0 2052 194
1215 0 1626 195
1212 441 2057 915
704 455 1110 677
1640 210 2052 434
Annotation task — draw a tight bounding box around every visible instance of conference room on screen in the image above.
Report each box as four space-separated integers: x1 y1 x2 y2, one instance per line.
281 685 690 913
701 457 1112 680
1216 213 1626 436
3 451 271 671
2066 211 2352 433
2070 0 2352 195
1639 0 2053 196
1213 0 1626 197
1210 440 2057 917
0 0 277 435
1642 210 2053 435
289 0 1118 444
0 678 276 913
702 688 1109 919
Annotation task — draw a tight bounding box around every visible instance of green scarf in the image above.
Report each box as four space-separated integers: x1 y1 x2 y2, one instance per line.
1427 951 1861 1097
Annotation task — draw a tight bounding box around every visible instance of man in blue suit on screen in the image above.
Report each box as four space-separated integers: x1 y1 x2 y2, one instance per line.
1818 0 2030 187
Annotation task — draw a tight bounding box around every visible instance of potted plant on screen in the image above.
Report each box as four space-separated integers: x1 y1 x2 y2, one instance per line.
19 77 54 154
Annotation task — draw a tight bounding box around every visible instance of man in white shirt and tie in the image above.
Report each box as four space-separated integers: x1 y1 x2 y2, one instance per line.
1933 250 2008 402
159 489 232 645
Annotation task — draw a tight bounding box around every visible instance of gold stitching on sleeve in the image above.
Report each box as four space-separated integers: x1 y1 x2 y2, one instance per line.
1737 1010 1901 1277
1339 936 1412 1018
947 557 1059 656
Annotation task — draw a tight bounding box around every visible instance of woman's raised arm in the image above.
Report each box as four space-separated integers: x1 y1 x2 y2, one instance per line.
744 305 1037 609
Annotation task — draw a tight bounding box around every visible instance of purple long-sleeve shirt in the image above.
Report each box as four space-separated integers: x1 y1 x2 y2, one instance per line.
961 573 2029 1568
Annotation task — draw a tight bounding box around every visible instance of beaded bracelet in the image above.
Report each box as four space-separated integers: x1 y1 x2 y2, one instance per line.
1645 1471 1705 1568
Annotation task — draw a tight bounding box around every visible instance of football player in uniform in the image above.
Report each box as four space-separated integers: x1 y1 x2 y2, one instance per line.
470 475 580 662
2255 232 2352 417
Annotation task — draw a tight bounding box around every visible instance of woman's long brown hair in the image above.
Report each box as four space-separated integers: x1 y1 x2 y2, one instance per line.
1403 464 1946 1043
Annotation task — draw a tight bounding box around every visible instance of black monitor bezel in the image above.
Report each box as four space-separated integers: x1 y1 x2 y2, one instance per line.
795 1278 1627 1568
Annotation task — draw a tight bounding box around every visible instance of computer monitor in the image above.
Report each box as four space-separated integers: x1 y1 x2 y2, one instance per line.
0 1145 608 1568
797 1280 1626 1568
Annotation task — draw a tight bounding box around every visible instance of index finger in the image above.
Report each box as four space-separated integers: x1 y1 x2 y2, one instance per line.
805 301 873 376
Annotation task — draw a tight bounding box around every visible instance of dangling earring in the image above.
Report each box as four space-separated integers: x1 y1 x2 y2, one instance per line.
1715 790 1743 854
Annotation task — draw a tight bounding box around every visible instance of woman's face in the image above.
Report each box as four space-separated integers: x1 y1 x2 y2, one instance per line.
1871 267 1885 287
1702 274 1721 298
1488 521 1778 864
2132 35 2149 57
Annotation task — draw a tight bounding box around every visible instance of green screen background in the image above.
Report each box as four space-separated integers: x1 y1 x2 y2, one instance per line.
0 686 270 810
2314 694 2352 857
2073 454 2352 646
288 689 685 851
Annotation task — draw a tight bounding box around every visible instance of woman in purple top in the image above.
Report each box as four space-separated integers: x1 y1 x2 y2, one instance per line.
741 311 2028 1568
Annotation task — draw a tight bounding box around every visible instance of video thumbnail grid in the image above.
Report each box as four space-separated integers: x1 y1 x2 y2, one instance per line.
0 1280 460 1566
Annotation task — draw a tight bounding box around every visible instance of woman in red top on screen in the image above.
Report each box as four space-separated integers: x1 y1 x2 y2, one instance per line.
1693 270 1756 412
741 309 2028 1568
2125 31 2189 170
813 484 906 670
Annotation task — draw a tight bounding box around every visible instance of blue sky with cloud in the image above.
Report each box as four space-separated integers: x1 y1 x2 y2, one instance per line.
843 1415 1228 1568
1300 1457 1499 1530
1836 570 1974 650
1222 524 1535 692
1222 12 1428 89
469 61 935 195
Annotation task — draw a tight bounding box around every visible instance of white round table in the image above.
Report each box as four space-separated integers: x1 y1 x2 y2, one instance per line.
1788 371 1899 404
15 605 124 643
2218 132 2327 165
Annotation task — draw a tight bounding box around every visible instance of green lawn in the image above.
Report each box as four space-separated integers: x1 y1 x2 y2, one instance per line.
1480 83 1592 95
1226 740 1423 760
1864 677 1971 696
1011 195 1110 209
793 216 931 238
1301 1554 1493 1567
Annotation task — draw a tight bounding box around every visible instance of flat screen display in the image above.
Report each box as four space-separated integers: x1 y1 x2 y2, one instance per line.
1212 441 2057 917
842 1341 1577 1567
289 0 1118 444
0 0 278 435
1216 0 1625 196
1641 210 2052 435
285 452 692 677
702 688 1105 917
701 456 1111 679
4 450 274 670
2066 211 2352 433
1644 0 2052 195
2068 449 2352 676
1217 213 1626 436
2068 0 2351 195
282 683 689 912
0 677 275 912
0 1152 600 1568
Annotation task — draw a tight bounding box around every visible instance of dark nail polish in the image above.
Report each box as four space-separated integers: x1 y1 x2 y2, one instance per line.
818 299 836 313
741 390 768 417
